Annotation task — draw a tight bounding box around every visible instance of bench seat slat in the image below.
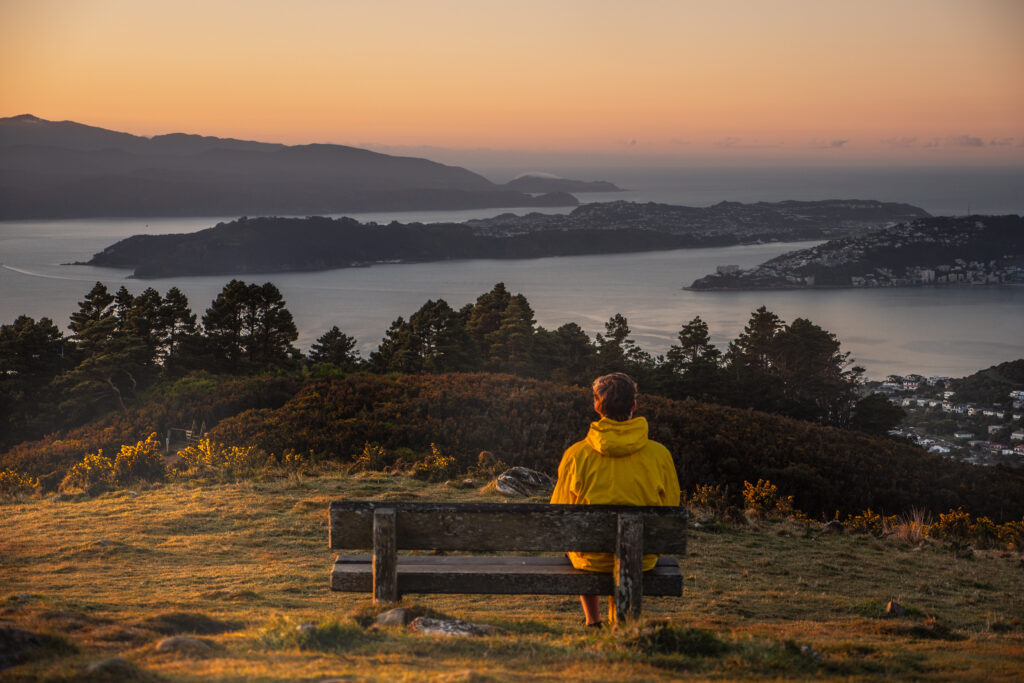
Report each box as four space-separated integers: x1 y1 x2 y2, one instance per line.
329 502 688 554
331 554 683 597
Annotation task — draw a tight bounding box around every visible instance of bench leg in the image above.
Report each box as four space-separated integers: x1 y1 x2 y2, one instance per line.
612 512 643 625
373 508 398 603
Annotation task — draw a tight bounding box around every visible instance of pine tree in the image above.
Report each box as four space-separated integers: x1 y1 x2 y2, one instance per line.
666 316 722 400
309 326 361 370
485 293 536 374
201 280 298 371
0 316 67 444
160 287 198 367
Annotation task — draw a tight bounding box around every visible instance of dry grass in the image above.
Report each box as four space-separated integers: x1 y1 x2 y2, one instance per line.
2 470 1023 681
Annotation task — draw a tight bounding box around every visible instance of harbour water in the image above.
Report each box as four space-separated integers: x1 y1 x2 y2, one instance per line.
1 164 1022 380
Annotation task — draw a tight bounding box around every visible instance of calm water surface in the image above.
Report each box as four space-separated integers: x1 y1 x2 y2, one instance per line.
2 167 1022 380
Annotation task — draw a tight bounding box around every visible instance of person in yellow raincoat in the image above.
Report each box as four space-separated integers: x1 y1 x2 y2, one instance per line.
550 372 681 627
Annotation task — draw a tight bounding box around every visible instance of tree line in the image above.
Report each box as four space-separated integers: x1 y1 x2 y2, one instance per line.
0 280 901 449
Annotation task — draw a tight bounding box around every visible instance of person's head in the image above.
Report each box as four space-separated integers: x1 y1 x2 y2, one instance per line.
592 372 638 421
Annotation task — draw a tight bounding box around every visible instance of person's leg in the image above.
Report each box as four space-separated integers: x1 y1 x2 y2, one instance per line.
580 595 602 626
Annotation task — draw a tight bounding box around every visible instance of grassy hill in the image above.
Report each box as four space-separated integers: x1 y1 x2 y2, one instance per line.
4 372 1024 520
2 472 1022 681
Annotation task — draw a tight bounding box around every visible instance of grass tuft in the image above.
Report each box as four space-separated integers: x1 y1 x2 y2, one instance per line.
880 617 965 641
623 621 728 657
255 616 368 652
137 612 240 636
0 625 78 671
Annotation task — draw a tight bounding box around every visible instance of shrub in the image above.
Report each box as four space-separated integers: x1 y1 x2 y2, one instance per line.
688 484 731 515
177 438 266 479
926 508 973 544
411 443 459 482
0 469 37 499
742 479 794 518
60 451 115 494
112 433 166 484
969 515 999 549
844 508 885 536
997 520 1024 549
281 449 306 469
353 442 389 472
926 508 1010 549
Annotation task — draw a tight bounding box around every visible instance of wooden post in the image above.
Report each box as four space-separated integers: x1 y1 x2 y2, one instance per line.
612 512 643 625
372 507 398 603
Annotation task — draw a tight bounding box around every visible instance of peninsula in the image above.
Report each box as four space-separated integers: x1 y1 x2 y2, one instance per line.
687 215 1024 290
83 199 929 278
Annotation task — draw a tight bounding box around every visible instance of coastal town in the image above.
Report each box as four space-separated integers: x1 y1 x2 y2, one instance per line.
465 198 928 241
689 215 1024 290
875 374 1024 467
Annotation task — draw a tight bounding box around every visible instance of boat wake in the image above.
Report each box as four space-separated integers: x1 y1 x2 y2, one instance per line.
1 264 94 281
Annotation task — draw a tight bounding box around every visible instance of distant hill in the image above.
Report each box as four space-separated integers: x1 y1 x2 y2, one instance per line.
84 199 932 278
501 173 623 193
951 359 1024 406
83 215 697 278
688 215 1024 290
468 199 928 238
0 115 577 218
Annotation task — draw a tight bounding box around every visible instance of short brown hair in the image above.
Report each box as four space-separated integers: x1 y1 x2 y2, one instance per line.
592 372 637 421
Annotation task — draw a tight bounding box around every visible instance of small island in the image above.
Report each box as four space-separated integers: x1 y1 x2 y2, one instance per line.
687 215 1024 290
81 199 930 278
500 173 624 194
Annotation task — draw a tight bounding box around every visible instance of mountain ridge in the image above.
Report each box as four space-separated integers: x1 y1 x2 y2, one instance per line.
0 115 578 218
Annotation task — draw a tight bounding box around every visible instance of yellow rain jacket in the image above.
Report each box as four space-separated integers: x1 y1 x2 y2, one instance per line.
550 416 681 572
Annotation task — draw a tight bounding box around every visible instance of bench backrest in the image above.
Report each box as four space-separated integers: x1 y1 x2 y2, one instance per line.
328 501 688 554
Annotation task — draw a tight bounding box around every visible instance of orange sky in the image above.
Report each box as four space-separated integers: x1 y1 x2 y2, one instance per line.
1 0 1022 162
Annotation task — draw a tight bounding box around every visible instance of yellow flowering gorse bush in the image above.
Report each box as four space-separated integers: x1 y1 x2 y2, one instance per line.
0 469 38 499
177 438 265 479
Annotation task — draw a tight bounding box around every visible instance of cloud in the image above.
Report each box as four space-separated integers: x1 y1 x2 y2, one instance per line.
881 136 917 148
808 138 848 149
714 137 782 149
989 137 1015 147
944 134 985 147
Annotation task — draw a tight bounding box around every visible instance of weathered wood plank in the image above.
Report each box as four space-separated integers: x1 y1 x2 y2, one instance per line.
331 554 683 596
335 554 681 567
372 508 397 603
329 502 688 553
613 513 643 624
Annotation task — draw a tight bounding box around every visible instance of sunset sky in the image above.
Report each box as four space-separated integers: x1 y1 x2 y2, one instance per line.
2 0 1022 164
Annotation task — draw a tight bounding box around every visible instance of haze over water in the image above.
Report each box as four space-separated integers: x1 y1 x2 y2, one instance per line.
2 165 1021 381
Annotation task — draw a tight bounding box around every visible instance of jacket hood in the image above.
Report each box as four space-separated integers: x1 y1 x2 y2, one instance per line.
584 416 650 457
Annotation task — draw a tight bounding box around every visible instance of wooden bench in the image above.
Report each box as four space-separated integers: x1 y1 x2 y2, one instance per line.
329 501 688 623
